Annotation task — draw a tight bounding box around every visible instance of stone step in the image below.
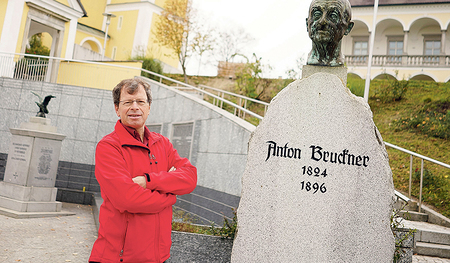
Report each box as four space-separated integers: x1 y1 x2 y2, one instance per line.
399 210 429 222
415 242 450 259
0 195 62 212
403 220 450 246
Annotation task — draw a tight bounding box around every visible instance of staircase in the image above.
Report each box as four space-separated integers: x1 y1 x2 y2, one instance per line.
396 191 450 258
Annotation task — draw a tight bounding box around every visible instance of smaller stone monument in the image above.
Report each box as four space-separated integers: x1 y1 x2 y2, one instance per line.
0 103 71 218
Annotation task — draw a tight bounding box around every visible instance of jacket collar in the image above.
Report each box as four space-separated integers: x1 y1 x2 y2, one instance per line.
114 120 162 148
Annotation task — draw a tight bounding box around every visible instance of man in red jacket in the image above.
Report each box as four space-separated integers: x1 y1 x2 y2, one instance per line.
89 78 197 263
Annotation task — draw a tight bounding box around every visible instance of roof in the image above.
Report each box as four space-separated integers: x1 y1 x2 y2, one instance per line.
77 0 87 17
349 0 450 7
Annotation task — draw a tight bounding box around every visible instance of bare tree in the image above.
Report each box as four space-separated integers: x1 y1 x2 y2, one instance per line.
215 27 253 63
191 22 216 75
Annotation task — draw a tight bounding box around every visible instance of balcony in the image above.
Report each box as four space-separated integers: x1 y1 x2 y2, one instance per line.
345 55 450 67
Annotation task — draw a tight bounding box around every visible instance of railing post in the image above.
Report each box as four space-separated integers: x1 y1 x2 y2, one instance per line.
243 99 247 119
238 98 242 117
418 159 424 213
221 92 224 108
409 155 413 198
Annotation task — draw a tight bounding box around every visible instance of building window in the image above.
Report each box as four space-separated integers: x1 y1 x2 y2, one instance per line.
425 40 440 55
352 37 368 64
117 16 123 30
423 35 441 63
388 41 403 56
354 41 368 55
387 36 403 64
111 47 117 60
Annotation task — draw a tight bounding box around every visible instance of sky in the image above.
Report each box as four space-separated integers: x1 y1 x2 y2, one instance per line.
187 0 313 78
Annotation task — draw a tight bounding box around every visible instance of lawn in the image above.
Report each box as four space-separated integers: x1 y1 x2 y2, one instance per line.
350 77 450 218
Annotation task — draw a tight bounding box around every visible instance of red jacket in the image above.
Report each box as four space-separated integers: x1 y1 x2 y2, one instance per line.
89 121 197 263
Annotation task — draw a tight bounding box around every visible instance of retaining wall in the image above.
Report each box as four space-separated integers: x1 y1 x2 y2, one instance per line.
0 77 254 198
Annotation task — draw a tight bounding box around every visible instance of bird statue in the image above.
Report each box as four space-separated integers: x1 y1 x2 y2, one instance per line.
31 91 56 118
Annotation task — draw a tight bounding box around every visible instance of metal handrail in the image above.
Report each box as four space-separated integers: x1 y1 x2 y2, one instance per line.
0 52 264 121
385 142 450 212
2 52 448 213
198 84 269 118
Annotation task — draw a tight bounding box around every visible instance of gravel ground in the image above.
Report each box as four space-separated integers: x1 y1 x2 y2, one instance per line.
0 203 97 263
0 202 449 263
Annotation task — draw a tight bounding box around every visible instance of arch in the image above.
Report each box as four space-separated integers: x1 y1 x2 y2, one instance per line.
352 19 370 33
407 16 444 31
445 76 450 83
373 72 397 80
347 71 364 80
80 37 102 53
376 17 405 33
409 73 437 82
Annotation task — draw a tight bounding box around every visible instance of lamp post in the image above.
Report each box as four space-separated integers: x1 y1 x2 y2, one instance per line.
363 0 379 103
102 13 116 61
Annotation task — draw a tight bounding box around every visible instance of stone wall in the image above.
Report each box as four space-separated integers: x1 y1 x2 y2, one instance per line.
0 77 254 198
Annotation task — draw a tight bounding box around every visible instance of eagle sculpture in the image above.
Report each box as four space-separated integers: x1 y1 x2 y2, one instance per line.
31 91 56 118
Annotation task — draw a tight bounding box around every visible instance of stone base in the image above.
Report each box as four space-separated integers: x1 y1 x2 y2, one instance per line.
0 181 57 202
0 205 75 219
302 64 347 85
0 195 62 213
19 117 57 133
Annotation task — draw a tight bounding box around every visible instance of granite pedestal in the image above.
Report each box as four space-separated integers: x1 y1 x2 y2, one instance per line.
0 117 73 218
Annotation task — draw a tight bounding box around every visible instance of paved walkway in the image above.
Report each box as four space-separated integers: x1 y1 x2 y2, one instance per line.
0 203 449 263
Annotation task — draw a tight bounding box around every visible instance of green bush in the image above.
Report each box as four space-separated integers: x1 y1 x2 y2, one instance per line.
372 79 409 102
393 98 450 140
140 58 163 81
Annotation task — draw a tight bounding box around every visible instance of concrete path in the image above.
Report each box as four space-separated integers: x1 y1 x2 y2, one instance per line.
1 203 449 263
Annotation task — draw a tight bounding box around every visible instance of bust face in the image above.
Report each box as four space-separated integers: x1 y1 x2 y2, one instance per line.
307 0 352 45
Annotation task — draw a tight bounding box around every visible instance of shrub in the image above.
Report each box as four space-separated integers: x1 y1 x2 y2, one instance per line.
140 58 163 81
372 79 409 102
393 98 450 140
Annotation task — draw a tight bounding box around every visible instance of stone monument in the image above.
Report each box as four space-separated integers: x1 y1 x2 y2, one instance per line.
0 98 71 218
231 0 395 262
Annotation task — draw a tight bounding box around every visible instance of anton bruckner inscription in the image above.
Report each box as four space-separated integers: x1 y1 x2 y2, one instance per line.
231 72 394 262
266 141 369 167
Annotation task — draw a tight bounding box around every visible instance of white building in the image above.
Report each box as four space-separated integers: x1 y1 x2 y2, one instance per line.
343 0 450 82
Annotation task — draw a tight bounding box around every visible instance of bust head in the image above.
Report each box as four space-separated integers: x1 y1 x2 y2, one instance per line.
306 0 354 66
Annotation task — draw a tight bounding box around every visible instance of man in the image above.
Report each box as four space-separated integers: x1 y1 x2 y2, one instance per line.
306 0 354 66
89 78 197 263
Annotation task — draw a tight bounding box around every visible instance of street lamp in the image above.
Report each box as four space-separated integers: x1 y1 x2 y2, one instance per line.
102 13 116 60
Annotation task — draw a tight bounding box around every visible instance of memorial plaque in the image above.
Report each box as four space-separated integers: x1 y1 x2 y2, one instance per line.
3 135 34 186
171 123 194 159
231 71 395 262
27 138 62 187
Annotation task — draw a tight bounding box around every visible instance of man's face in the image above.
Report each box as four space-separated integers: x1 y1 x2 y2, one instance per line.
114 85 150 131
307 0 349 44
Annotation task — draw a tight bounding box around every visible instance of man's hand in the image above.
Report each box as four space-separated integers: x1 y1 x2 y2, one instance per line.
132 176 147 189
133 168 176 188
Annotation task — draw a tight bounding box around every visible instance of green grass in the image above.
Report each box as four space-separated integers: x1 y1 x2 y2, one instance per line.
368 80 450 218
171 74 450 218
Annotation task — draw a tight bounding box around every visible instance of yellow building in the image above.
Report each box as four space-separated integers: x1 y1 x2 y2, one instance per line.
343 0 450 82
0 0 181 74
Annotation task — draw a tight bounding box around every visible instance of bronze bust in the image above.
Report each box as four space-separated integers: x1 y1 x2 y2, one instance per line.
306 0 354 66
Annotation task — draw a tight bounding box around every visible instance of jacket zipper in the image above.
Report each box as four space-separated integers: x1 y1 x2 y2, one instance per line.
155 214 160 262
120 218 128 261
